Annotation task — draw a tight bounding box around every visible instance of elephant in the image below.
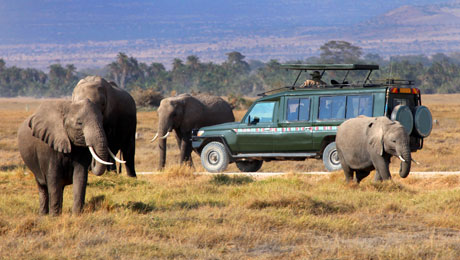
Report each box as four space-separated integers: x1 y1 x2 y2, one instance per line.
72 76 137 177
152 93 235 169
17 99 119 215
335 116 412 183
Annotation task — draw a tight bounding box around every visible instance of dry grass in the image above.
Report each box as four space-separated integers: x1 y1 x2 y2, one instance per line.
1 94 460 259
2 95 459 173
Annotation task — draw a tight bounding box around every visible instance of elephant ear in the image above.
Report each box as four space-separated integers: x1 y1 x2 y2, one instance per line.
368 120 384 156
28 101 72 153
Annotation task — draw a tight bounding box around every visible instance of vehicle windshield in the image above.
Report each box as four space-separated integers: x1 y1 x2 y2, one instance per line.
245 102 276 123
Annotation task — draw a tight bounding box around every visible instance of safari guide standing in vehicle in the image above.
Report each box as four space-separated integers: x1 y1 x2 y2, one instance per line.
304 71 326 87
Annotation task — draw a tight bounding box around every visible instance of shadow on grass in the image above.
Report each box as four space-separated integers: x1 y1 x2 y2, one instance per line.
363 180 416 193
0 165 20 171
171 199 226 210
85 195 116 212
210 174 254 186
125 201 156 214
88 173 148 188
248 196 355 215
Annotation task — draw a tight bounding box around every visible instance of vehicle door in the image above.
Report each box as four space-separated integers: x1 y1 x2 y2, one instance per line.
312 95 347 148
274 97 313 152
234 101 277 153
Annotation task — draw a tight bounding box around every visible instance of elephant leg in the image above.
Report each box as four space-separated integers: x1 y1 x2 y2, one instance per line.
121 137 136 178
72 165 88 214
47 159 64 215
355 170 370 183
374 171 383 182
107 143 119 173
373 156 391 181
175 132 182 150
342 164 354 182
37 183 49 215
180 133 193 167
48 183 64 216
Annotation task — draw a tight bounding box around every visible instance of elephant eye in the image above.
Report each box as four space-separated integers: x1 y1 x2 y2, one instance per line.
76 119 83 126
392 139 397 143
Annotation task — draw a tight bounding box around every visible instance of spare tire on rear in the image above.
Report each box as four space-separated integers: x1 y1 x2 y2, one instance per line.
391 105 413 134
413 105 433 137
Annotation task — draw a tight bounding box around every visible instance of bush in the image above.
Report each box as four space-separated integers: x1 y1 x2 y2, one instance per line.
131 88 164 108
227 94 253 110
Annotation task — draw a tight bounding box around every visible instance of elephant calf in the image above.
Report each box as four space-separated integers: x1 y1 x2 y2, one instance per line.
336 116 412 183
18 100 116 215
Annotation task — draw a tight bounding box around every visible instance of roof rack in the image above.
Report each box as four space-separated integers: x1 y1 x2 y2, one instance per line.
281 64 379 88
256 65 414 97
280 64 379 71
368 79 415 86
257 86 293 96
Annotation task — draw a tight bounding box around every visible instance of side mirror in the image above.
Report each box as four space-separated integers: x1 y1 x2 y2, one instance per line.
247 116 260 125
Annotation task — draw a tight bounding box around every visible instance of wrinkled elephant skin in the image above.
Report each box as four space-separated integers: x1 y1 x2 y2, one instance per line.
72 76 137 177
336 116 411 183
18 100 110 215
155 93 235 169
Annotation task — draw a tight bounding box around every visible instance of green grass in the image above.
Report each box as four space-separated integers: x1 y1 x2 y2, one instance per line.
2 170 460 259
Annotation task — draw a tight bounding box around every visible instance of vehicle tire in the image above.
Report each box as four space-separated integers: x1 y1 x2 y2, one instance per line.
200 142 229 173
236 160 263 172
322 142 342 172
413 105 433 137
391 105 414 134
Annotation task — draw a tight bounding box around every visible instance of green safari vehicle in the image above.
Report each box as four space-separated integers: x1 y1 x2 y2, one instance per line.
192 64 433 173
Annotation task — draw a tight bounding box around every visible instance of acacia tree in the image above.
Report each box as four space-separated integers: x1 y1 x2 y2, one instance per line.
320 40 363 63
47 64 78 96
0 59 5 71
107 52 141 89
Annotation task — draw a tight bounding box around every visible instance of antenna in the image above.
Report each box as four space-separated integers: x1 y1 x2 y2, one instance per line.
389 56 393 79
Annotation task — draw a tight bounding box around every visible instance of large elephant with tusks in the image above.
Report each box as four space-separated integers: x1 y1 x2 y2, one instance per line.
336 116 412 183
18 100 118 215
152 93 235 169
72 76 137 177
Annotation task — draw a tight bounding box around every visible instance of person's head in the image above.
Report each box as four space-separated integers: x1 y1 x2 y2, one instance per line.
310 71 322 80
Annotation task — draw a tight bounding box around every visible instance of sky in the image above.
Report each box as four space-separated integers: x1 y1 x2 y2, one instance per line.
0 0 454 44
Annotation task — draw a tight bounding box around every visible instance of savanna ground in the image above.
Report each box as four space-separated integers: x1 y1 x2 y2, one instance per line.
1 95 460 259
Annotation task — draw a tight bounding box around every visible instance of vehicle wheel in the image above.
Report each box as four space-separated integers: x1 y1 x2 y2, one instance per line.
322 142 342 172
200 142 229 173
391 105 414 134
236 160 263 172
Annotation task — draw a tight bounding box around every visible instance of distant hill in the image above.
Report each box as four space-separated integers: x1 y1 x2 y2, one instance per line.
351 1 460 55
0 0 458 69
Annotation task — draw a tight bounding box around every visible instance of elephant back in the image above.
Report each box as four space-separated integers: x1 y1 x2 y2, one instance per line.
194 94 235 122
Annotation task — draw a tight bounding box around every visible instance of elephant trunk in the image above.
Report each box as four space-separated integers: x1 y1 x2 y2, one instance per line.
159 137 167 169
398 148 412 178
157 121 171 170
84 125 110 176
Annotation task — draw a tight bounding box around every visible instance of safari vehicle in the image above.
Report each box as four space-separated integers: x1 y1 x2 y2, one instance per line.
192 64 433 173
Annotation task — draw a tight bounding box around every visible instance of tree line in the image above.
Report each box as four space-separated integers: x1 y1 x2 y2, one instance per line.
1 41 460 98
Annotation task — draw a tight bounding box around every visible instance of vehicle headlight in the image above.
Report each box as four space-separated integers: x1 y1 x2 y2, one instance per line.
197 130 205 137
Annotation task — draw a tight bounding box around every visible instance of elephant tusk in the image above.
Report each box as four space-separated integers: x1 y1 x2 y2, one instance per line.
108 148 126 164
89 147 113 165
160 131 170 139
151 133 159 143
398 155 406 162
412 158 421 165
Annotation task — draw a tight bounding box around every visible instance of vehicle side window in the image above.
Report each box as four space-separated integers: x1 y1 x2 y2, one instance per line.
246 101 276 123
286 98 310 121
346 95 373 118
319 96 346 120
